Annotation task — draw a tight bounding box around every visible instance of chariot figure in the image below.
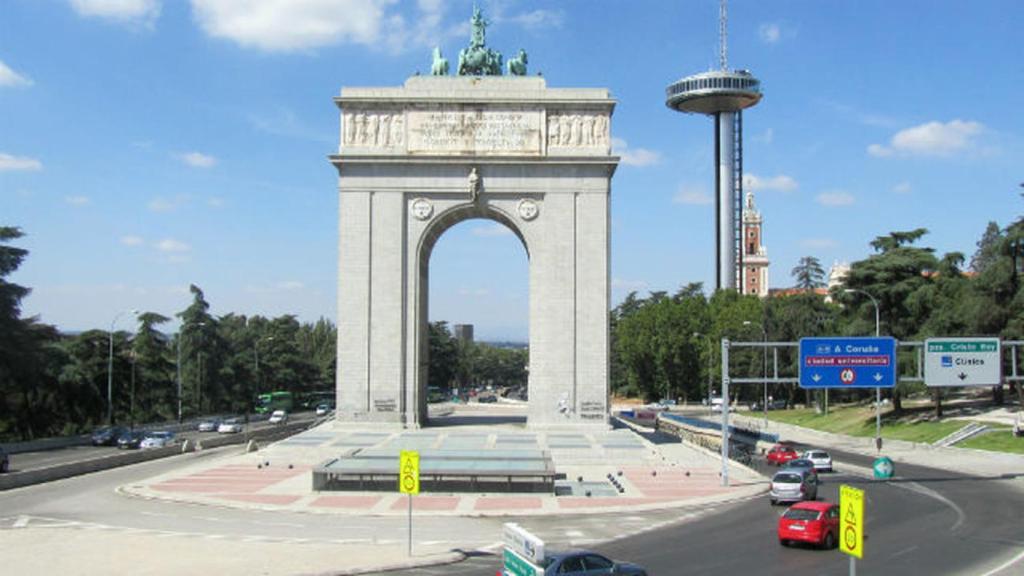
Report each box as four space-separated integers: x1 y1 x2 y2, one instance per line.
457 7 503 76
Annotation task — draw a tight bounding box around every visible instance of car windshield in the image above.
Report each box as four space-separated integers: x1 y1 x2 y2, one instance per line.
783 508 821 521
773 473 802 484
786 459 814 468
808 451 827 458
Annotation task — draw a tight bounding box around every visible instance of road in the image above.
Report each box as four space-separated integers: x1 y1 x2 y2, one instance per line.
381 444 1024 575
2 421 1023 575
4 412 317 473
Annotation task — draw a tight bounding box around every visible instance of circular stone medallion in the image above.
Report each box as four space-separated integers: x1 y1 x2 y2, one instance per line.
517 199 539 221
410 198 434 221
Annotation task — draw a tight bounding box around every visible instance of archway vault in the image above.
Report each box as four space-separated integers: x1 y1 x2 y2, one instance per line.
331 76 618 428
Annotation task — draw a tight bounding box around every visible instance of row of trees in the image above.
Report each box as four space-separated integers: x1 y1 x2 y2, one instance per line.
611 218 1024 414
1 226 336 441
427 321 528 392
4 206 1022 439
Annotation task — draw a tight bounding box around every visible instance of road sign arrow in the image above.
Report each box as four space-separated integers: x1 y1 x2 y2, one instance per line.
958 372 968 381
873 372 883 382
812 374 821 382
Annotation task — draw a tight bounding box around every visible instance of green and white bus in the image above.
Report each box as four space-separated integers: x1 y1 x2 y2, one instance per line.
255 391 293 415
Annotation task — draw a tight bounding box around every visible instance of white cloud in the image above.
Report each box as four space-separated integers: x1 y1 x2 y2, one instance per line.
0 153 42 172
611 137 661 167
744 173 798 193
0 59 33 87
759 23 781 44
177 151 217 168
148 195 189 212
120 235 144 246
504 9 564 30
65 195 91 206
155 238 190 253
673 183 712 206
816 191 855 207
868 119 985 157
207 196 225 208
69 0 161 28
893 181 912 194
471 223 513 238
457 287 490 297
190 0 393 52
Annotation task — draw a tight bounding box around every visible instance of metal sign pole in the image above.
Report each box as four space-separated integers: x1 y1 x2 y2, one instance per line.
407 493 412 557
721 338 730 487
850 556 856 576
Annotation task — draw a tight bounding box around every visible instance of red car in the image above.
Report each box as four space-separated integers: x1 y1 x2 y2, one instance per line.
778 501 839 549
766 444 799 466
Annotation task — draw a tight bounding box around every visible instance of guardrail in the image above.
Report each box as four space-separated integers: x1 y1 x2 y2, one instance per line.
0 420 309 492
1 413 270 455
656 413 776 465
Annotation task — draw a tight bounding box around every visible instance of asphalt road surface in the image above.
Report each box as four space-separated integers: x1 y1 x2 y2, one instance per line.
5 412 317 473
381 445 1024 576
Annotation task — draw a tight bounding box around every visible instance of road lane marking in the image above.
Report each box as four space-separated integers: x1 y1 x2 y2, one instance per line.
978 548 1024 576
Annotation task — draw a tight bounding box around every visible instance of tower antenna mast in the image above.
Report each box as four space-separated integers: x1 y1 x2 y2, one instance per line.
719 0 728 70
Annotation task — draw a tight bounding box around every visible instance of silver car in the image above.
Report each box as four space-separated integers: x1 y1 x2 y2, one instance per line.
769 469 817 505
139 431 175 449
802 449 833 472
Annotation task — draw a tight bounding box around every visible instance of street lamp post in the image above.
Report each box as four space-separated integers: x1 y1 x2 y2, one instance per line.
845 288 882 451
176 321 205 423
107 309 137 426
254 336 274 395
743 321 769 429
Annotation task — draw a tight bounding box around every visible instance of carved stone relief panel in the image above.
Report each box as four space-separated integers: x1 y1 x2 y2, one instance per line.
546 112 609 150
342 110 406 149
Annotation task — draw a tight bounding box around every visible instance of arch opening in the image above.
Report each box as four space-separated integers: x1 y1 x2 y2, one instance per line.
418 207 530 427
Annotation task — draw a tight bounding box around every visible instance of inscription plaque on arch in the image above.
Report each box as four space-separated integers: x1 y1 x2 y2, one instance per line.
407 106 543 156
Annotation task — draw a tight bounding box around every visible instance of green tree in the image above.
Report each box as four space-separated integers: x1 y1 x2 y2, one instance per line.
176 284 221 418
130 312 174 423
428 321 460 391
841 229 938 412
791 256 826 289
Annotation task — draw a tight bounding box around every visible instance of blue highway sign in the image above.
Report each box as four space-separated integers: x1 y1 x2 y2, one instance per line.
799 337 897 389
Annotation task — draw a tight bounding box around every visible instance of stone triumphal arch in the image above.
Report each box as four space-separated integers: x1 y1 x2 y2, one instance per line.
330 76 618 428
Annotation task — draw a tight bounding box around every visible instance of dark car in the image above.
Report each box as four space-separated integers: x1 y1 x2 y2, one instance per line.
478 395 498 404
782 458 819 485
1 445 9 473
535 551 647 576
117 430 146 450
91 426 128 446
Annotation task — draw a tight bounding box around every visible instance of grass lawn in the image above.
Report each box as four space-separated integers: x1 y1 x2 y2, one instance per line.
766 404 969 444
958 427 1024 454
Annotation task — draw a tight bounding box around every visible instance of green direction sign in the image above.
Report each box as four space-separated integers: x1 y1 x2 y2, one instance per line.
924 338 1001 387
504 549 544 576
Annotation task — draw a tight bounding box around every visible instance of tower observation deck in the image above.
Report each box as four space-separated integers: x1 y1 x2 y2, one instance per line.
665 0 762 291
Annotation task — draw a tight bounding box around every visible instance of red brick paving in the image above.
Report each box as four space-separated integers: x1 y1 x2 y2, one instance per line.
473 497 543 511
220 494 302 505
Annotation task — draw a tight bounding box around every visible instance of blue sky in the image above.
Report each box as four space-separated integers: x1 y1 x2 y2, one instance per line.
2 1 1021 341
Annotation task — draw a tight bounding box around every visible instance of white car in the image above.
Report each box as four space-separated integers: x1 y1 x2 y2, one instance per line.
217 418 243 433
315 404 333 417
802 449 834 473
197 418 220 432
268 410 288 425
140 431 175 449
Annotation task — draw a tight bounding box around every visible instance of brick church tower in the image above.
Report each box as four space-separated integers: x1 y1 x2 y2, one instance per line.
742 190 769 297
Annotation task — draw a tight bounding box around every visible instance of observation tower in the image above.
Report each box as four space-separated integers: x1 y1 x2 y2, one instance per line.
666 0 761 291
